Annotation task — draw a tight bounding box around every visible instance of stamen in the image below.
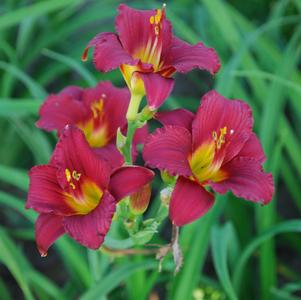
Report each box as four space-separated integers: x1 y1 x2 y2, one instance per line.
70 182 76 190
155 9 162 24
212 126 227 150
212 131 218 141
220 127 227 135
65 168 71 182
150 16 155 24
72 171 81 181
91 100 104 119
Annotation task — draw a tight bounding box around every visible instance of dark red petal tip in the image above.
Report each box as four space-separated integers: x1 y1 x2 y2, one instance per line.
35 214 65 256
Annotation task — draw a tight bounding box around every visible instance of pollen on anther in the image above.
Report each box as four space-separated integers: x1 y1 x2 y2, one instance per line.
65 168 71 182
72 170 81 181
150 16 155 24
212 131 218 141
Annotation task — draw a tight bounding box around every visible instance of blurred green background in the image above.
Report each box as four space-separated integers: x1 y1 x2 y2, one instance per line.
0 0 301 299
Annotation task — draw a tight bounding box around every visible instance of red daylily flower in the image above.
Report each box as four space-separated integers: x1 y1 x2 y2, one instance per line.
143 90 274 226
36 81 147 169
82 4 220 110
26 126 154 256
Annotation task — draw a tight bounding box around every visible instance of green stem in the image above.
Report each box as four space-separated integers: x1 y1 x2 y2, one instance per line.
126 93 143 121
124 120 138 164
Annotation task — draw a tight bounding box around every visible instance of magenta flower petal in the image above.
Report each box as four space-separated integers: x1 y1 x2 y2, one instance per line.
115 4 172 58
63 192 116 249
139 72 174 110
82 81 130 142
36 94 89 133
237 133 266 163
211 157 274 204
83 32 136 72
94 143 124 170
59 86 83 98
155 109 194 130
169 177 215 226
143 126 192 176
192 90 253 163
109 166 154 202
35 213 65 256
27 165 75 215
167 37 220 74
51 126 111 190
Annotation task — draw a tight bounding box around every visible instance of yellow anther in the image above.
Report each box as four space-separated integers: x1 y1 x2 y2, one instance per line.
155 9 162 24
70 182 76 190
212 131 218 141
72 170 81 181
212 126 227 150
220 126 227 135
150 16 155 24
91 100 104 119
65 168 71 182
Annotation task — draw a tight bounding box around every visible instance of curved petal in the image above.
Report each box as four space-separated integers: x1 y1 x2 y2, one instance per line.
169 177 215 226
192 90 253 163
35 213 65 256
143 126 192 176
36 94 89 133
211 157 274 205
155 109 194 130
109 166 154 202
27 165 75 215
83 32 136 72
51 126 111 190
83 81 130 142
63 192 116 249
115 4 172 59
237 133 266 163
59 86 83 99
139 72 174 110
94 143 124 170
167 37 220 74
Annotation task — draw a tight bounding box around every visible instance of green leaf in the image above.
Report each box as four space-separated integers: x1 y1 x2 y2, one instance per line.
28 269 66 300
80 260 172 300
0 164 29 191
0 228 34 300
0 0 82 30
0 99 40 117
42 48 97 87
233 220 301 292
211 223 238 300
0 61 46 99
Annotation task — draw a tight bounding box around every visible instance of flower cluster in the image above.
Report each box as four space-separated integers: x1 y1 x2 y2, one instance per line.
26 4 274 259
